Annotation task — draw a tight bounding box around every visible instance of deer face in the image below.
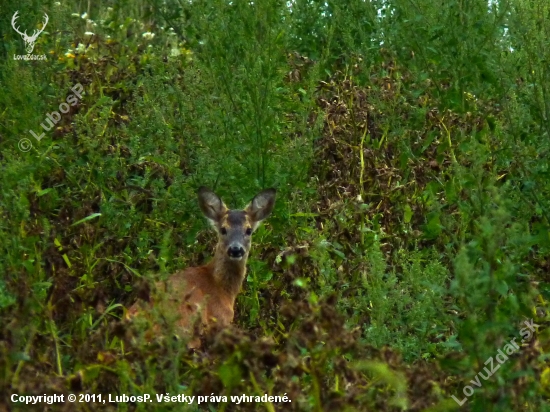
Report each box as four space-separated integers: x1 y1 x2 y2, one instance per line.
198 187 276 261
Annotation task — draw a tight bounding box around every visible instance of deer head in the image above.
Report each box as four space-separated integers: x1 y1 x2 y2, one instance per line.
198 187 276 262
12 11 49 54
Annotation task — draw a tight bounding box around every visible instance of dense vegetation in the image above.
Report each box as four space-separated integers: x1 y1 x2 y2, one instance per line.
1 0 549 410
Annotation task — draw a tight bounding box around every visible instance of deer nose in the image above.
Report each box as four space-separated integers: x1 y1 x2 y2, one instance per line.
228 246 245 259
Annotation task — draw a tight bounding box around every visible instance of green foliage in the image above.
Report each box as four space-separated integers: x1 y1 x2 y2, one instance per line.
1 0 550 411
365 247 451 361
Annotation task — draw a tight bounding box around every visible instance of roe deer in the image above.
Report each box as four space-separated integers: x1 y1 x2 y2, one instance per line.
127 186 276 342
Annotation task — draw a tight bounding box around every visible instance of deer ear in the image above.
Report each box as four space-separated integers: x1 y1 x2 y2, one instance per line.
246 188 276 227
198 187 227 223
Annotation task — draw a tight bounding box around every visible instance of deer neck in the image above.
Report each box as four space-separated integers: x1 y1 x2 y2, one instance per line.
209 245 248 300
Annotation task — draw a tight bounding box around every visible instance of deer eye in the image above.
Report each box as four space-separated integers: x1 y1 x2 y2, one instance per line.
245 228 252 236
220 227 228 235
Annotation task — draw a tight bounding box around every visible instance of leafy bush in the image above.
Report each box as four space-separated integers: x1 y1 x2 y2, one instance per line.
1 0 549 411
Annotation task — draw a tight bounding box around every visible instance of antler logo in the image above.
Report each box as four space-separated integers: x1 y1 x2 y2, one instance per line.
11 11 49 54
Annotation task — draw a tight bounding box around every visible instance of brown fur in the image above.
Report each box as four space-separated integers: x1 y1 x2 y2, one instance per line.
127 187 276 345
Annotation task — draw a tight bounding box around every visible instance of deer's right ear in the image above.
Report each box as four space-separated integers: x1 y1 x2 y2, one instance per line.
198 187 227 223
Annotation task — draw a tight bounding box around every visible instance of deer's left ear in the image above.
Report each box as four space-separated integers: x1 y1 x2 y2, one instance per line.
246 188 276 228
